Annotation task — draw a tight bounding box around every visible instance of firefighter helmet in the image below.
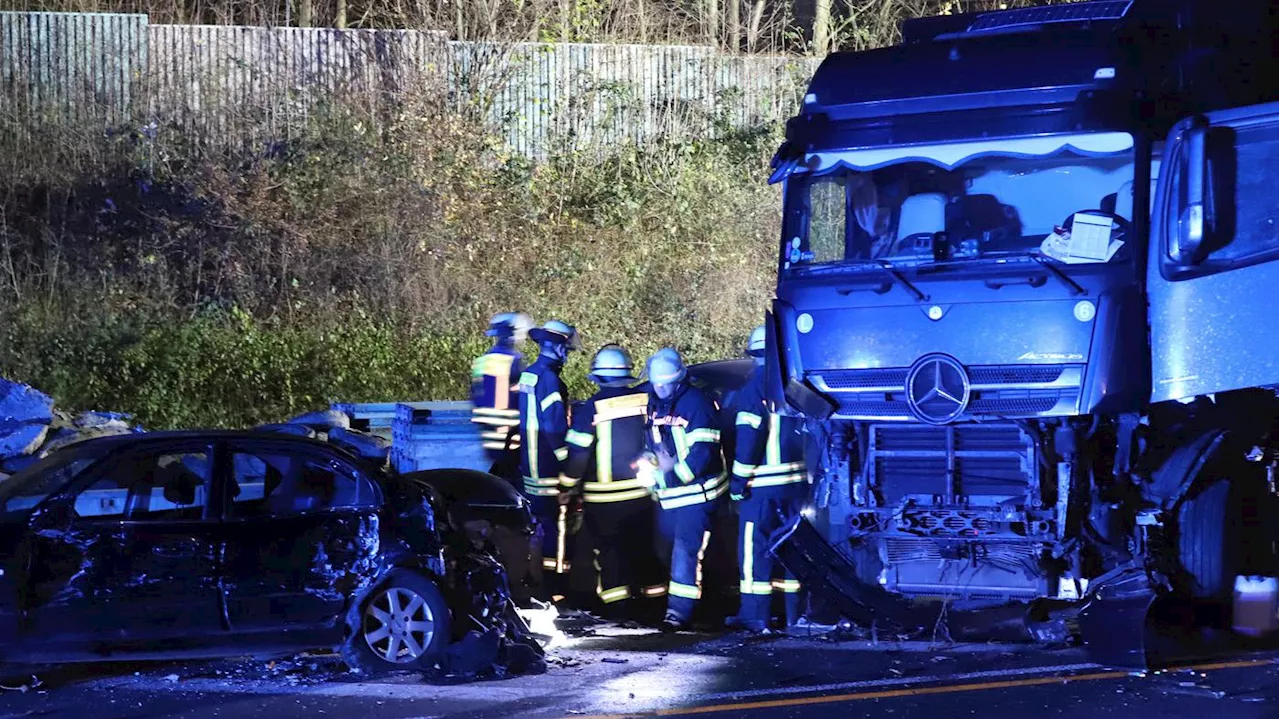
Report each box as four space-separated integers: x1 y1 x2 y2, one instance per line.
487 312 533 342
590 344 635 381
529 319 581 350
646 348 687 387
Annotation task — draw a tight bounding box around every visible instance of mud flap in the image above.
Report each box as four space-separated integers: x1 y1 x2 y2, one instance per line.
768 516 931 634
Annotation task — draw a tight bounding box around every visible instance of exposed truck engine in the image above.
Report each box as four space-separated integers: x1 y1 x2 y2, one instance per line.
763 0 1278 639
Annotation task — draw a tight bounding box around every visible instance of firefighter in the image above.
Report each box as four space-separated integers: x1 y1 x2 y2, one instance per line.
728 325 807 631
559 344 666 619
518 319 580 601
641 348 728 633
470 312 532 476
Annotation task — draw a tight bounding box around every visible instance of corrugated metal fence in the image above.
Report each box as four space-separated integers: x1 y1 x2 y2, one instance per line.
2 12 817 157
1 12 147 128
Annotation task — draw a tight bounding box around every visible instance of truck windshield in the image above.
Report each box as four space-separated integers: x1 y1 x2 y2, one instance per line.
781 132 1137 270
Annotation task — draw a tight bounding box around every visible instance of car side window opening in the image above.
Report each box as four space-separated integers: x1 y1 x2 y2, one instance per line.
73 451 212 521
0 454 100 516
1164 121 1279 270
228 449 373 516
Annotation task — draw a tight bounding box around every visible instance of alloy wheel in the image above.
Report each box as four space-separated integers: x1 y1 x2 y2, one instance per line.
362 586 436 663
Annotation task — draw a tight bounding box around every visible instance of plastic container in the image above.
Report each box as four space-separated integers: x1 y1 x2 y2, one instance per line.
1232 575 1279 637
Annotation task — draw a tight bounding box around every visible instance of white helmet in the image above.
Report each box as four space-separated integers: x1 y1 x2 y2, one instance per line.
529 319 581 350
646 348 687 387
590 344 635 382
509 312 533 343
487 312 532 341
747 325 766 357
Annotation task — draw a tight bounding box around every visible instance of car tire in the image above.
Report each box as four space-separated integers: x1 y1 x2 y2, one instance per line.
341 571 451 675
1177 478 1241 600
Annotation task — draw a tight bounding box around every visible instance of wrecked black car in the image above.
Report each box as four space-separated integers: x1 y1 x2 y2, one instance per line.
0 431 542 675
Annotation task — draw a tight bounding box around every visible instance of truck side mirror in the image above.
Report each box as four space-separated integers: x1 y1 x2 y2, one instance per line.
1171 121 1209 264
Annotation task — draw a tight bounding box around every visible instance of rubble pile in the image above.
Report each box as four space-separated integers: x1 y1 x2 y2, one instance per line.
0 375 396 485
0 377 144 481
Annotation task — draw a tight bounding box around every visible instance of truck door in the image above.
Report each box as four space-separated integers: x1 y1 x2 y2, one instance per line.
1148 102 1279 403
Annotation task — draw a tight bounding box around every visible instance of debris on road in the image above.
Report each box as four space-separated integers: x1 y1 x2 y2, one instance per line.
0 675 42 693
1161 683 1226 700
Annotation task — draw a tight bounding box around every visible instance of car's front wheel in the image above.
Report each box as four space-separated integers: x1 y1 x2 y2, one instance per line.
342 571 451 674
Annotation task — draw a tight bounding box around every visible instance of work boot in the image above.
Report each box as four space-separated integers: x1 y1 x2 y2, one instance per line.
788 616 838 635
724 616 768 634
599 599 632 622
660 612 690 634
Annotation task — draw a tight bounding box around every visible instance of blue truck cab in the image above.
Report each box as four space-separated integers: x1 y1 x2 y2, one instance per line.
765 0 1277 613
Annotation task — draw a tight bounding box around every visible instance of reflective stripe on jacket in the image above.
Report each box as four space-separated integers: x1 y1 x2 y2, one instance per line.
517 356 569 497
730 365 807 489
560 385 653 504
645 382 727 510
470 346 523 451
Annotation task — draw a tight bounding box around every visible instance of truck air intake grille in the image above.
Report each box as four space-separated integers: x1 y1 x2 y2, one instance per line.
817 368 908 390
966 1 1133 34
810 364 1082 421
817 365 1066 389
868 423 1037 504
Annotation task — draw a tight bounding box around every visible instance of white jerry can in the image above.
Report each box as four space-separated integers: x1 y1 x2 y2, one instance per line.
1232 575 1279 637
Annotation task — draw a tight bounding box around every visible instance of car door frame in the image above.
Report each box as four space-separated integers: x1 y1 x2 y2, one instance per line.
18 439 227 652
1147 101 1280 403
217 436 384 638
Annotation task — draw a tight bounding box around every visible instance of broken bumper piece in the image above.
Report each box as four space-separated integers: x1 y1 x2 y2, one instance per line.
769 516 1080 645
768 516 933 635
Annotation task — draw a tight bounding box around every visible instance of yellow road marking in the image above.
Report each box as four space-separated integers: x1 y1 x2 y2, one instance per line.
570 658 1274 719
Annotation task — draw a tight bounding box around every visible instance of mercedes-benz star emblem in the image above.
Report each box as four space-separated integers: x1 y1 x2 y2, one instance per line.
905 353 971 425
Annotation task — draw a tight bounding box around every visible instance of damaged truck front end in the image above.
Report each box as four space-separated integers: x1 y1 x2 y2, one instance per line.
764 0 1278 668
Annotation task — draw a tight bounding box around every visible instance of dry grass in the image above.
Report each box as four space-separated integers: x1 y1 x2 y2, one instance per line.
0 75 779 426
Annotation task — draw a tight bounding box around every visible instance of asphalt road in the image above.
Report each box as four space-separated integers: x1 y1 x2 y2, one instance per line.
1 626 1275 719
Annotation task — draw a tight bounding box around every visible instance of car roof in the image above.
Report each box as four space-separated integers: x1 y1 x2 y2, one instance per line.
687 358 756 393
64 429 363 459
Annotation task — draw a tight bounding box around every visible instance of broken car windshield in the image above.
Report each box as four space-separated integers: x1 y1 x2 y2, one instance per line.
780 133 1137 271
0 450 100 516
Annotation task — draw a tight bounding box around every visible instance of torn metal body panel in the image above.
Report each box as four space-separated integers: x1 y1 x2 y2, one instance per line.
770 516 931 635
0 430 540 673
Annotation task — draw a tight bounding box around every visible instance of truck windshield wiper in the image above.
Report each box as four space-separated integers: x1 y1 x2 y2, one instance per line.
1026 253 1087 297
874 259 928 302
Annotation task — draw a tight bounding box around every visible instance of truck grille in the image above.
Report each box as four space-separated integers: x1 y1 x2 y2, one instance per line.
868 423 1037 504
809 364 1083 421
880 538 1048 600
883 538 1040 565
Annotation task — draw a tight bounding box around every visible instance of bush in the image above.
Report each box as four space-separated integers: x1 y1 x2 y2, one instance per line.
0 89 781 428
